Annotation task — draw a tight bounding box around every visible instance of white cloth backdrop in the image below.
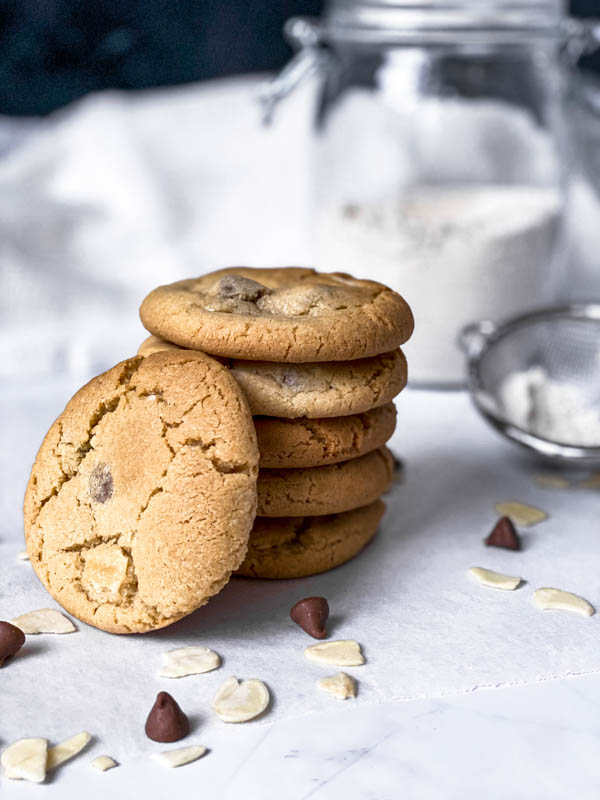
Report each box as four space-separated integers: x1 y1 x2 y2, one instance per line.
1 74 600 381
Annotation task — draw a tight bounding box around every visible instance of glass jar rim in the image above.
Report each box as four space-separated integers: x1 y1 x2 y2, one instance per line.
319 0 566 43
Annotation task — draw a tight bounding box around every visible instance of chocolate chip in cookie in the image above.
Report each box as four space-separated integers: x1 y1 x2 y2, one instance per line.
89 464 113 504
215 274 270 303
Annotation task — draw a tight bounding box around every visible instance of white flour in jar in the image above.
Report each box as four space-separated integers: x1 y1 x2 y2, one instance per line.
318 184 562 385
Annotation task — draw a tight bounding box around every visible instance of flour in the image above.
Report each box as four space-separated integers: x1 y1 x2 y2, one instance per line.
318 184 563 385
499 367 600 447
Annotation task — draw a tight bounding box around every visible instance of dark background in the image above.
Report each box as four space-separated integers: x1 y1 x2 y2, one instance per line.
0 0 597 116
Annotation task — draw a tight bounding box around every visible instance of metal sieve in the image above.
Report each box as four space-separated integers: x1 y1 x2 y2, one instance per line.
459 304 600 466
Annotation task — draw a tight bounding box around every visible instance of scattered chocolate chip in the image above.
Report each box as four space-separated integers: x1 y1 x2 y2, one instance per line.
215 275 270 302
145 692 190 743
485 516 521 550
290 597 329 639
0 621 26 666
89 464 113 504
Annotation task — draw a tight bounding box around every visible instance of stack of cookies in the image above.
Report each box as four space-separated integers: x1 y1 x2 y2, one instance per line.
137 267 413 580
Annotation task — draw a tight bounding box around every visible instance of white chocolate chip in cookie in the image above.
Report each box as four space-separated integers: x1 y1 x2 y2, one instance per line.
212 676 270 723
10 608 76 634
317 672 357 699
47 731 91 770
469 567 522 591
534 588 595 617
1 738 48 782
304 640 365 666
159 647 220 678
495 501 547 527
152 745 207 768
16 551 29 561
81 545 132 604
91 755 118 772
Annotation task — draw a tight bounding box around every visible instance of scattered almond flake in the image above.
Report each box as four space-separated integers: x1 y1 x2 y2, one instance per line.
1 738 48 783
47 732 91 770
159 646 220 678
317 672 357 700
534 474 570 490
212 676 269 723
10 608 76 635
494 501 547 527
304 640 365 667
16 551 29 561
152 745 207 768
91 755 118 772
468 567 522 591
580 473 600 490
534 587 595 617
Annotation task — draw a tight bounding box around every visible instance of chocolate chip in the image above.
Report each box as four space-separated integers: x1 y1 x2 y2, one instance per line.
290 597 329 639
215 275 270 302
89 464 113 504
0 621 26 667
145 692 190 743
485 516 521 550
281 370 299 389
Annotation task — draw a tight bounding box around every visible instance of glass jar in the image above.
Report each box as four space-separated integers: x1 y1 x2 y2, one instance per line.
263 0 600 386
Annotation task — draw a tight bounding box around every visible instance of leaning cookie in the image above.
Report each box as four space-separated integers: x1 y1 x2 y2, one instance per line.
257 447 394 517
138 335 407 419
23 351 259 634
139 267 414 363
236 500 385 579
255 404 397 468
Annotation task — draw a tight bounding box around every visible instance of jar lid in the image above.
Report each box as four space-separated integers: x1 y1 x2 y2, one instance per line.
322 0 566 42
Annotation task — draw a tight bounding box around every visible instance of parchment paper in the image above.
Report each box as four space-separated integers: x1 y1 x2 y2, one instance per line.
2 379 599 762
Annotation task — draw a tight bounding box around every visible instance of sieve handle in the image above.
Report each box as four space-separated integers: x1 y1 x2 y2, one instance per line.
458 321 497 361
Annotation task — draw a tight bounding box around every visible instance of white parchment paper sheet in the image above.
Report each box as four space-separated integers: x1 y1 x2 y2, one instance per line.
1 378 599 766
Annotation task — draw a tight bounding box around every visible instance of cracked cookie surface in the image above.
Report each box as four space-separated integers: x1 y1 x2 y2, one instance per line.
23 351 258 634
138 335 407 418
257 447 394 517
236 500 385 579
139 267 414 363
255 405 396 468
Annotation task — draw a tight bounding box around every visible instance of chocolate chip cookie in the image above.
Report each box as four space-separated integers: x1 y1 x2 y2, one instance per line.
138 335 407 418
23 351 258 634
236 500 385 579
255 404 396 468
139 267 414 362
257 447 394 517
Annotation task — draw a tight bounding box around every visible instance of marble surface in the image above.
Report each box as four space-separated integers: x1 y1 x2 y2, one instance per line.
1 373 599 799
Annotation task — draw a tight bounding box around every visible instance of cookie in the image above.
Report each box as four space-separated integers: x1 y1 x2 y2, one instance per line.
236 500 385 579
257 447 394 517
23 351 258 634
255 404 396 468
138 335 407 418
139 267 414 362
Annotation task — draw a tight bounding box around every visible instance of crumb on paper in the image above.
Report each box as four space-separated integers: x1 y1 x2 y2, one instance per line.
468 567 522 591
212 676 269 723
152 745 207 768
317 672 357 699
494 501 547 527
10 608 76 635
304 640 365 667
534 587 595 617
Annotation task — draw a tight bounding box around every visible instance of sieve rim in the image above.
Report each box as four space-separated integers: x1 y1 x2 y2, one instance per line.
461 303 600 465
